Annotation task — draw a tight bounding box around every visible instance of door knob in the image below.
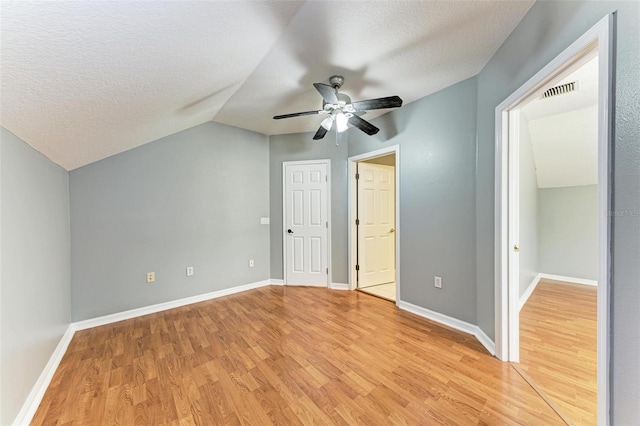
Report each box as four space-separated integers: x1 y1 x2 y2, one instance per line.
389 228 395 233
513 244 520 252
287 229 293 234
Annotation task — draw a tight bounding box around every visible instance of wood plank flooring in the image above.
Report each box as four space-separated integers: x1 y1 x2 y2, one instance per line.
519 279 597 425
33 286 563 425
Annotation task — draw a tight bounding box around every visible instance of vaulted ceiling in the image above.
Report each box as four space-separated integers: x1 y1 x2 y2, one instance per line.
0 1 535 170
522 55 599 188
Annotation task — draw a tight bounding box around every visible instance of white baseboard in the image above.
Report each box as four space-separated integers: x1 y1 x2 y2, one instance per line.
14 279 274 425
12 325 75 426
73 279 272 331
539 273 597 287
520 272 598 311
397 300 495 356
474 327 496 356
520 274 542 311
270 278 284 286
330 282 349 290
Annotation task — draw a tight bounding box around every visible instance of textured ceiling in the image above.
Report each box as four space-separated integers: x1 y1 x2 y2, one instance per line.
0 1 534 170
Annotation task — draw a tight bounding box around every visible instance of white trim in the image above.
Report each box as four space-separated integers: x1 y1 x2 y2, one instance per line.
270 278 284 286
520 273 598 312
73 280 271 330
12 325 76 426
330 282 349 290
475 327 496 357
539 273 598 287
347 145 401 305
12 279 275 425
398 301 495 356
508 108 521 361
519 274 542 311
282 159 331 288
494 14 612 425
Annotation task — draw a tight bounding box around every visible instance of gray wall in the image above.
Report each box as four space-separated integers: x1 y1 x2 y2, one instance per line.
70 122 270 321
519 115 539 296
0 127 71 425
270 78 477 323
475 1 640 423
269 132 349 283
539 185 598 280
349 77 478 324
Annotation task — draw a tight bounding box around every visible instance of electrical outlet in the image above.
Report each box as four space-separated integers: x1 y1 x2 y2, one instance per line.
249 259 255 268
186 266 194 276
147 272 155 283
434 276 442 288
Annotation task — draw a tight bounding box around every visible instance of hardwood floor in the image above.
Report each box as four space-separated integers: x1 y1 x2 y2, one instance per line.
33 286 563 425
519 279 597 425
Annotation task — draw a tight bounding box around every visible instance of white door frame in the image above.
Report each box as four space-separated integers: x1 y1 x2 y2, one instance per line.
494 14 613 425
282 159 332 287
348 145 400 303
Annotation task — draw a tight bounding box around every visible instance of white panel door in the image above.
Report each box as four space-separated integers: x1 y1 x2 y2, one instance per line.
284 162 328 286
358 163 395 288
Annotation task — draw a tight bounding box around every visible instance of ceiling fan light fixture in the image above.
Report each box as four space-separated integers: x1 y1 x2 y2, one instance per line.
273 75 402 140
320 115 334 131
335 111 349 133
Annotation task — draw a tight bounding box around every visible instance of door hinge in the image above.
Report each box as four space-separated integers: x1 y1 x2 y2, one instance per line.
325 175 328 182
355 173 360 180
355 218 359 226
355 264 360 271
326 221 328 228
326 268 328 274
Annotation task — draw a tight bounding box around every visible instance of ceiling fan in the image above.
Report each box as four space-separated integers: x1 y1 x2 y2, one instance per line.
273 75 403 140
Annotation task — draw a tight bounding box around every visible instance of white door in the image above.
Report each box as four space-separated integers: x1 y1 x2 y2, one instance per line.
357 163 395 288
284 162 329 287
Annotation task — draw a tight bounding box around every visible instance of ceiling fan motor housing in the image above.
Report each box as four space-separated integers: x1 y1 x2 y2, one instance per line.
329 75 344 90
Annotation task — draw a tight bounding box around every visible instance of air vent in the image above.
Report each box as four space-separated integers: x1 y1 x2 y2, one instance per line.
541 81 578 99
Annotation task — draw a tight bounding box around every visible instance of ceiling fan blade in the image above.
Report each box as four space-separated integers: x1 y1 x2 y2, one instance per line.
313 83 339 104
273 110 323 120
313 125 328 140
351 95 403 111
348 114 379 136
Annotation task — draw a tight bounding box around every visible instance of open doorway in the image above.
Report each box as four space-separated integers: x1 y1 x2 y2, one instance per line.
494 15 612 426
348 146 400 303
515 54 599 425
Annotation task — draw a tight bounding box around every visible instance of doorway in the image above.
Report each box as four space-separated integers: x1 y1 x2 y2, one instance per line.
348 146 400 303
515 53 599 425
494 15 612 426
282 160 331 287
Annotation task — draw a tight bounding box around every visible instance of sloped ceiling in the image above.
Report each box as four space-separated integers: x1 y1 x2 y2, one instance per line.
522 56 599 188
0 1 534 170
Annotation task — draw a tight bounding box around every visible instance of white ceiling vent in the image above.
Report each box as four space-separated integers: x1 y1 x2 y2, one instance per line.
541 81 578 99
